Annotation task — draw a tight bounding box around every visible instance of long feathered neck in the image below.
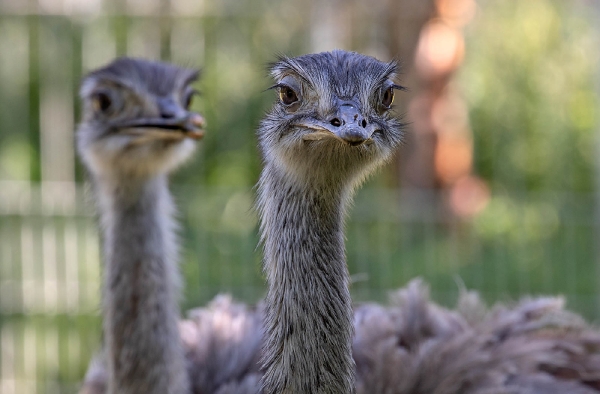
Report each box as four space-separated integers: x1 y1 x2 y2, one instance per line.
258 164 355 394
94 174 189 394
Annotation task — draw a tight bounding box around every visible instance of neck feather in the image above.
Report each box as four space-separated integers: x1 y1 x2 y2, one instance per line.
96 175 189 394
258 164 355 394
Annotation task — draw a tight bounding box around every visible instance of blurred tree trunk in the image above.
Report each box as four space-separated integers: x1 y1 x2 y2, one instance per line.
387 0 437 189
387 0 487 218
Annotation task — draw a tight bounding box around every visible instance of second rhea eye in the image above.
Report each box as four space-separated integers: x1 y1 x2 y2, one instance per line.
92 91 113 113
184 89 198 110
279 86 298 106
382 87 394 109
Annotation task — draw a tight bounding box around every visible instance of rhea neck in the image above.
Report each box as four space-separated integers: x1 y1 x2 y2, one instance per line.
94 170 189 394
259 162 355 394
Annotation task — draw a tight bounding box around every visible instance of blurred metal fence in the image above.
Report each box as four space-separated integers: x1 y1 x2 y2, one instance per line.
0 182 101 394
1 181 598 393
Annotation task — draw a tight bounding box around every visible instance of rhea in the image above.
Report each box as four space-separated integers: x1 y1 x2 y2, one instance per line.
256 50 403 393
76 57 204 394
257 50 600 393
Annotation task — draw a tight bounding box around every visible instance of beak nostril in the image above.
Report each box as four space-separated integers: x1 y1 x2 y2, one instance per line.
330 118 342 127
361 119 367 128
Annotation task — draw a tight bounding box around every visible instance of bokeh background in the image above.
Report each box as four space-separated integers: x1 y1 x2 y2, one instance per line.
0 0 599 392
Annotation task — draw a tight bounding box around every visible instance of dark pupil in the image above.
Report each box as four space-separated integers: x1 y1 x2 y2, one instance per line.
281 87 298 105
96 93 111 112
185 94 193 109
383 88 393 106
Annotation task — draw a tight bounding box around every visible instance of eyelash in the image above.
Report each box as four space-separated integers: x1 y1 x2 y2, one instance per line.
184 89 199 108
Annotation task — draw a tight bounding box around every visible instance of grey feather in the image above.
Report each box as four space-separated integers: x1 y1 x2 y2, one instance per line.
81 279 600 394
353 279 600 394
182 296 264 393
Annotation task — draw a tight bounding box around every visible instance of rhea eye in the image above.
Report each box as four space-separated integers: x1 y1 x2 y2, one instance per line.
279 86 298 106
382 87 394 109
183 89 198 110
92 91 112 113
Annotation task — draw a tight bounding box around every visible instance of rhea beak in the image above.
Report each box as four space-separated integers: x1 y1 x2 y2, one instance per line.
118 114 205 140
117 98 206 140
299 101 376 146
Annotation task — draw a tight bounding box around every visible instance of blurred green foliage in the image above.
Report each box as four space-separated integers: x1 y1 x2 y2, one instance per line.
461 0 599 193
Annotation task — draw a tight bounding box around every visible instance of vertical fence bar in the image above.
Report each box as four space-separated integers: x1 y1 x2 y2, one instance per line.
27 3 40 182
159 0 171 60
1 323 15 394
111 0 128 56
594 1 600 318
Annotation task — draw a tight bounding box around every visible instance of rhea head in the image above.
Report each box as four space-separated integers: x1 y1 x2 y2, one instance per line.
258 50 404 191
76 57 205 181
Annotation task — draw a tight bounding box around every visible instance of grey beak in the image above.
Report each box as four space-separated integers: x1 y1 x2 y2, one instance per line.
330 102 370 146
115 97 206 140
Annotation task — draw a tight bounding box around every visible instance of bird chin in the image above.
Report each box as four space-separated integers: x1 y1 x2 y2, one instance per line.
126 138 197 177
84 130 197 179
162 138 197 172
